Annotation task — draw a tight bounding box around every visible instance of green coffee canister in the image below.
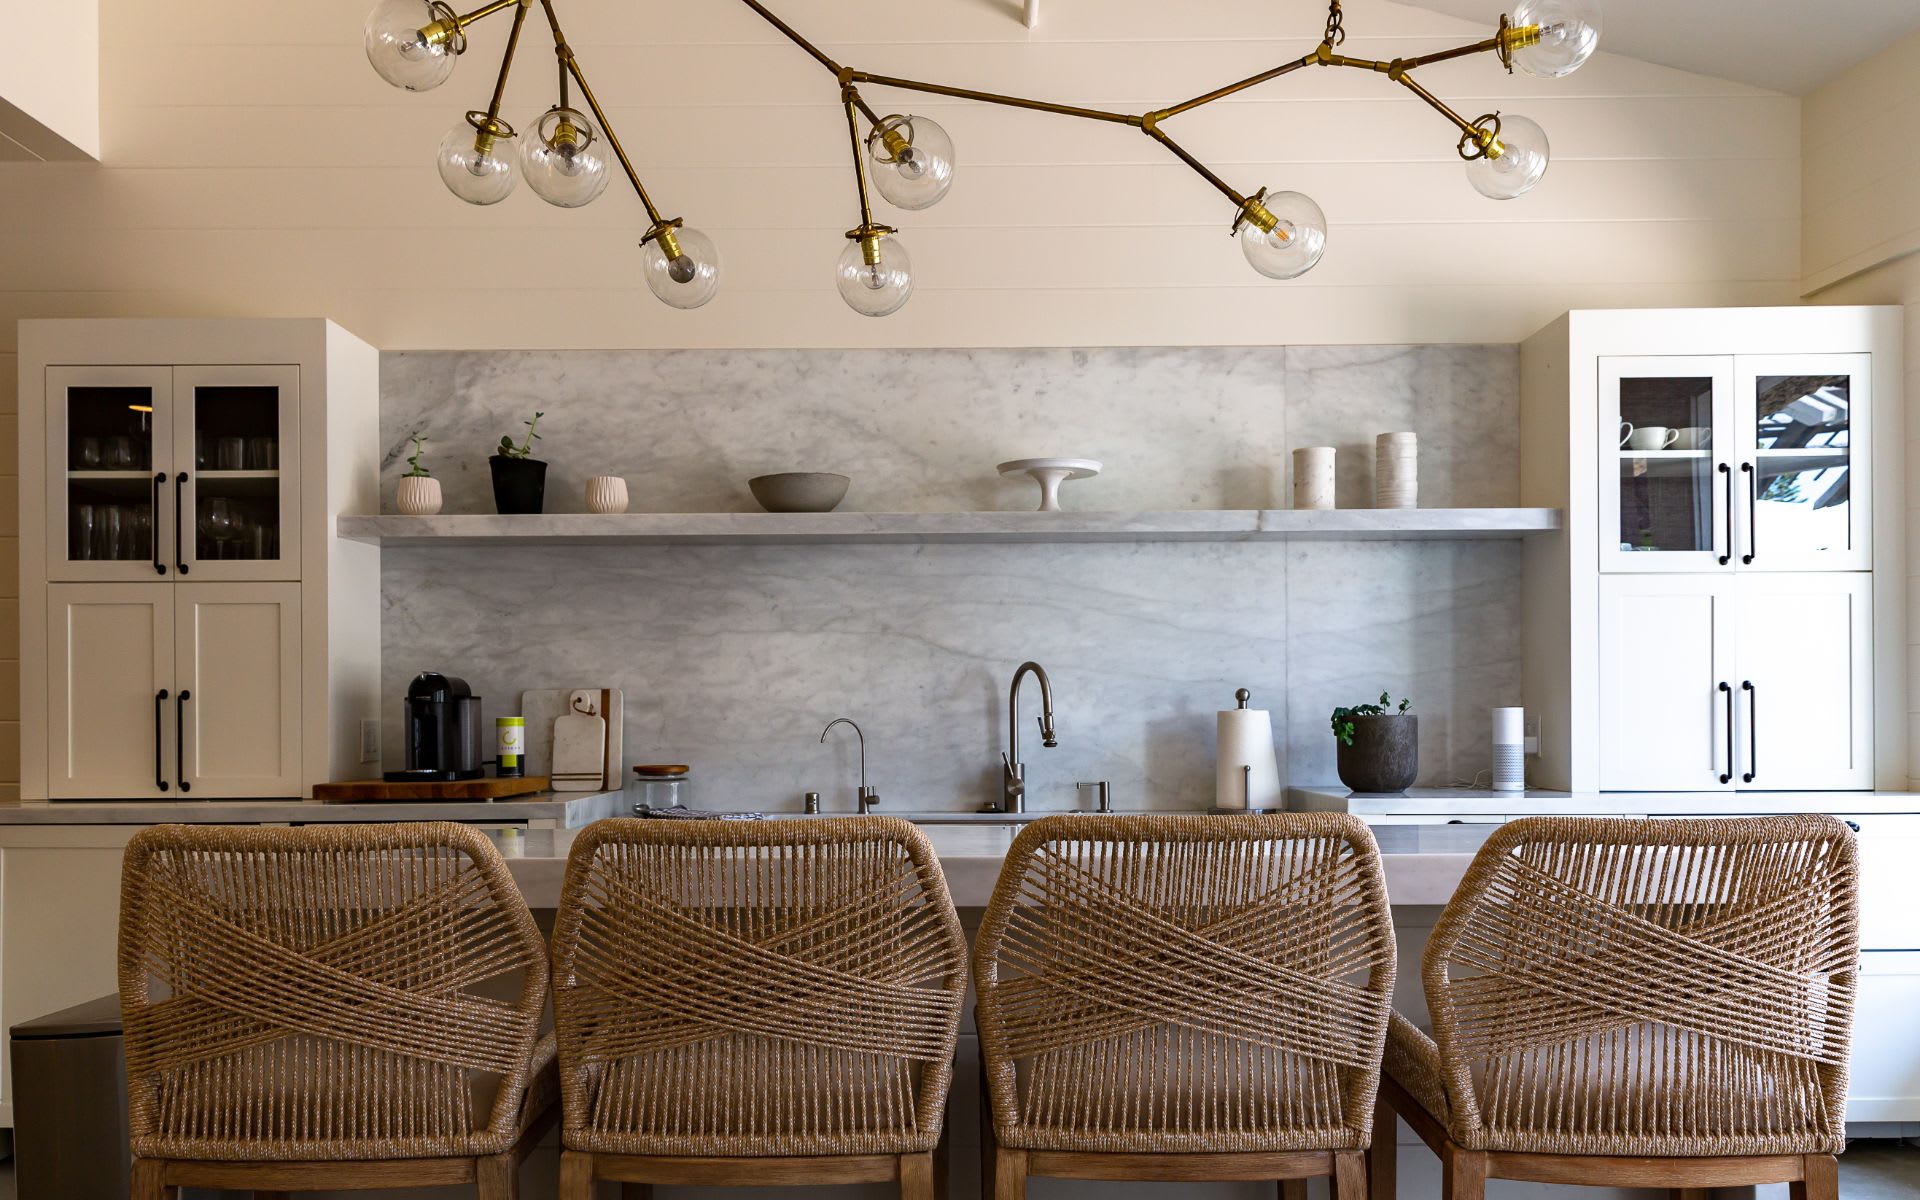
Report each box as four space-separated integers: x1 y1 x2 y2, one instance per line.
496 716 526 778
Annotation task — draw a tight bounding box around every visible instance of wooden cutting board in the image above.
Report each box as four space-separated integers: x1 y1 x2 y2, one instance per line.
313 776 552 803
520 688 623 789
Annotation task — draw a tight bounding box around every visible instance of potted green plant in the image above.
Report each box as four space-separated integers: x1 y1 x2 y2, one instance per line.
1331 691 1417 793
395 431 442 515
489 411 547 514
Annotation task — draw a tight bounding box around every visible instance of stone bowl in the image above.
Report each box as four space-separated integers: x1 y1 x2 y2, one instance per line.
749 472 850 513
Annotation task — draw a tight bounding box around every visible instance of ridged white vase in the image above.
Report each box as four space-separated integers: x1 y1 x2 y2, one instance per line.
585 475 630 514
396 476 442 516
1374 432 1418 509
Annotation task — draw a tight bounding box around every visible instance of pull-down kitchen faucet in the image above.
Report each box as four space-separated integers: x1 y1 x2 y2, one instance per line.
1001 662 1057 813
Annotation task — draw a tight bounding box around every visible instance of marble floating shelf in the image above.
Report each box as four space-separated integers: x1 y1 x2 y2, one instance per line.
338 508 1563 547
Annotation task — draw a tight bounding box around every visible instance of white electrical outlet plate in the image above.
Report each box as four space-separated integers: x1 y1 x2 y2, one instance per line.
360 719 381 763
1524 714 1541 756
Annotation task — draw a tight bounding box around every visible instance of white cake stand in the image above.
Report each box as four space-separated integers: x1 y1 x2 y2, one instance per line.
998 458 1103 512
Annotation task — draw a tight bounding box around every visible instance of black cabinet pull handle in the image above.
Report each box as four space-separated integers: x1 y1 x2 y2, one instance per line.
1845 820 1862 833
1741 680 1757 783
151 474 168 575
1740 463 1756 565
154 690 171 793
174 471 190 575
1718 681 1733 785
1717 463 1733 566
176 690 192 794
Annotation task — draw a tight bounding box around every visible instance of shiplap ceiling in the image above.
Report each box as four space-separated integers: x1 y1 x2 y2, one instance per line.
1398 0 1920 94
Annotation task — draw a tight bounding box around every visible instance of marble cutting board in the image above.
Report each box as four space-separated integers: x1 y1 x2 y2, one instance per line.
519 688 623 791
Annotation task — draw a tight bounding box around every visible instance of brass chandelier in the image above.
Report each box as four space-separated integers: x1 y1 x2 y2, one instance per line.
364 0 1601 317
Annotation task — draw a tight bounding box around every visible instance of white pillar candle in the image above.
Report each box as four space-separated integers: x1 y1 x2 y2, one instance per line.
1292 446 1337 510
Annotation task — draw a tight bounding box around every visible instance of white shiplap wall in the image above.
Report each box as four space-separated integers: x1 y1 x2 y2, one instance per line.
1802 26 1920 294
0 0 1799 352
1804 29 1920 786
0 0 1806 796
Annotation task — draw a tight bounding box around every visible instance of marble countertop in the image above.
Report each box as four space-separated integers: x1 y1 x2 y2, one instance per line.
1286 785 1920 816
0 791 628 828
497 820 1498 908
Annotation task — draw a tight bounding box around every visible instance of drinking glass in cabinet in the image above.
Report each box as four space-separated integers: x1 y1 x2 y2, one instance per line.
1617 375 1715 554
1751 374 1851 555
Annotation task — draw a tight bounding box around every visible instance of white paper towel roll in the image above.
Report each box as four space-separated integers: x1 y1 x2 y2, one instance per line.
1217 705 1281 810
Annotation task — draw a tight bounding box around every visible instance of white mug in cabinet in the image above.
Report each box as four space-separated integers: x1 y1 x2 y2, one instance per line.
585 475 630 514
1374 432 1417 509
1292 447 1336 510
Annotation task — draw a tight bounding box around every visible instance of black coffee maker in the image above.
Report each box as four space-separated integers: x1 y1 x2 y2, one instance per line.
384 672 486 782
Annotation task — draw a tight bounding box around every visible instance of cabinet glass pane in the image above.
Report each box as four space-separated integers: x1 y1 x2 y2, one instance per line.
1752 373 1851 555
190 386 283 564
65 386 158 564
1616 376 1715 555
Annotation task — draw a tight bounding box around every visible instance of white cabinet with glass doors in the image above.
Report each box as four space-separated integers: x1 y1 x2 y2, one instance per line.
1600 353 1870 574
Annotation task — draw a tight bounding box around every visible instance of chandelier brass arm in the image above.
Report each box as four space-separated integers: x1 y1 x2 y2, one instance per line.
364 0 1600 314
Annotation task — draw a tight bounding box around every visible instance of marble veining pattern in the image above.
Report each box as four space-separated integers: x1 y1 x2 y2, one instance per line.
380 345 1521 810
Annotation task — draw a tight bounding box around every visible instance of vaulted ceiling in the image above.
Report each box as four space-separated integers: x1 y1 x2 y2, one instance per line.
1398 0 1920 93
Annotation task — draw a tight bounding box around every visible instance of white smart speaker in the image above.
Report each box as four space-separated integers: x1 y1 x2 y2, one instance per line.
1492 706 1525 792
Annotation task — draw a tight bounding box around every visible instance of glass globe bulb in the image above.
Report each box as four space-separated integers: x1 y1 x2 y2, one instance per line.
1510 0 1601 78
437 116 517 205
642 226 721 309
1237 190 1327 280
365 0 458 91
1466 114 1550 200
836 234 914 317
866 115 956 211
521 107 611 208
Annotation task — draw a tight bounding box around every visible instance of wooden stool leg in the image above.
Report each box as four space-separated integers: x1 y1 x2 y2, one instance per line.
131 1160 175 1200
1440 1145 1486 1200
993 1146 1028 1200
1369 1092 1398 1200
476 1151 518 1200
1333 1150 1367 1200
900 1151 936 1200
1280 1180 1309 1200
557 1149 596 1200
1791 1153 1839 1200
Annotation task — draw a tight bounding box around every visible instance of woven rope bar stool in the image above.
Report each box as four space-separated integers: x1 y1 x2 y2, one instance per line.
118 821 558 1199
1373 814 1860 1200
549 815 969 1200
974 813 1397 1200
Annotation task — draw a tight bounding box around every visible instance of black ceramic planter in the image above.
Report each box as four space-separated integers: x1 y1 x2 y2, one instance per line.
489 456 548 515
1336 714 1418 793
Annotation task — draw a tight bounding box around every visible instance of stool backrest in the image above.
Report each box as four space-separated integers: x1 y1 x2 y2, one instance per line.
1423 815 1860 1155
974 813 1397 1153
549 816 969 1156
117 821 548 1160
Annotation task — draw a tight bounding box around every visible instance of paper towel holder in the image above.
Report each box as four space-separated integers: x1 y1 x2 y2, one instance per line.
1236 688 1251 709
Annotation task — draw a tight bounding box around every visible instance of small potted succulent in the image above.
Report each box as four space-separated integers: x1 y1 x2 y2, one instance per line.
1331 691 1417 793
395 431 442 515
489 411 547 515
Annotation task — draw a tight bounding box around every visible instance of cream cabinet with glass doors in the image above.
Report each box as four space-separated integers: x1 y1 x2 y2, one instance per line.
20 319 382 800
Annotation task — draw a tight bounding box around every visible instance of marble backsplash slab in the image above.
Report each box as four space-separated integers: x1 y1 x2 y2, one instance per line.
379 345 1521 809
381 346 1518 514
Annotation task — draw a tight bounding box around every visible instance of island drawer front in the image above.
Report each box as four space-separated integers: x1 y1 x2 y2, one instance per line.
1848 951 1920 1123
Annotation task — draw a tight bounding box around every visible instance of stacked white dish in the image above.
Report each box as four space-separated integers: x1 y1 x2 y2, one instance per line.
1374 431 1418 508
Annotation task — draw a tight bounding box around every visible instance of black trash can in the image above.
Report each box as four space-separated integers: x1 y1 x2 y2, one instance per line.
9 994 129 1200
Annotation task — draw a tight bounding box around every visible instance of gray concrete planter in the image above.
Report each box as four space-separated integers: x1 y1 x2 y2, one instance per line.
1336 713 1418 793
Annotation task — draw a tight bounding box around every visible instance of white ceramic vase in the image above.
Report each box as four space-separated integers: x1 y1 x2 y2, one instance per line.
585 475 630 514
396 475 443 516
